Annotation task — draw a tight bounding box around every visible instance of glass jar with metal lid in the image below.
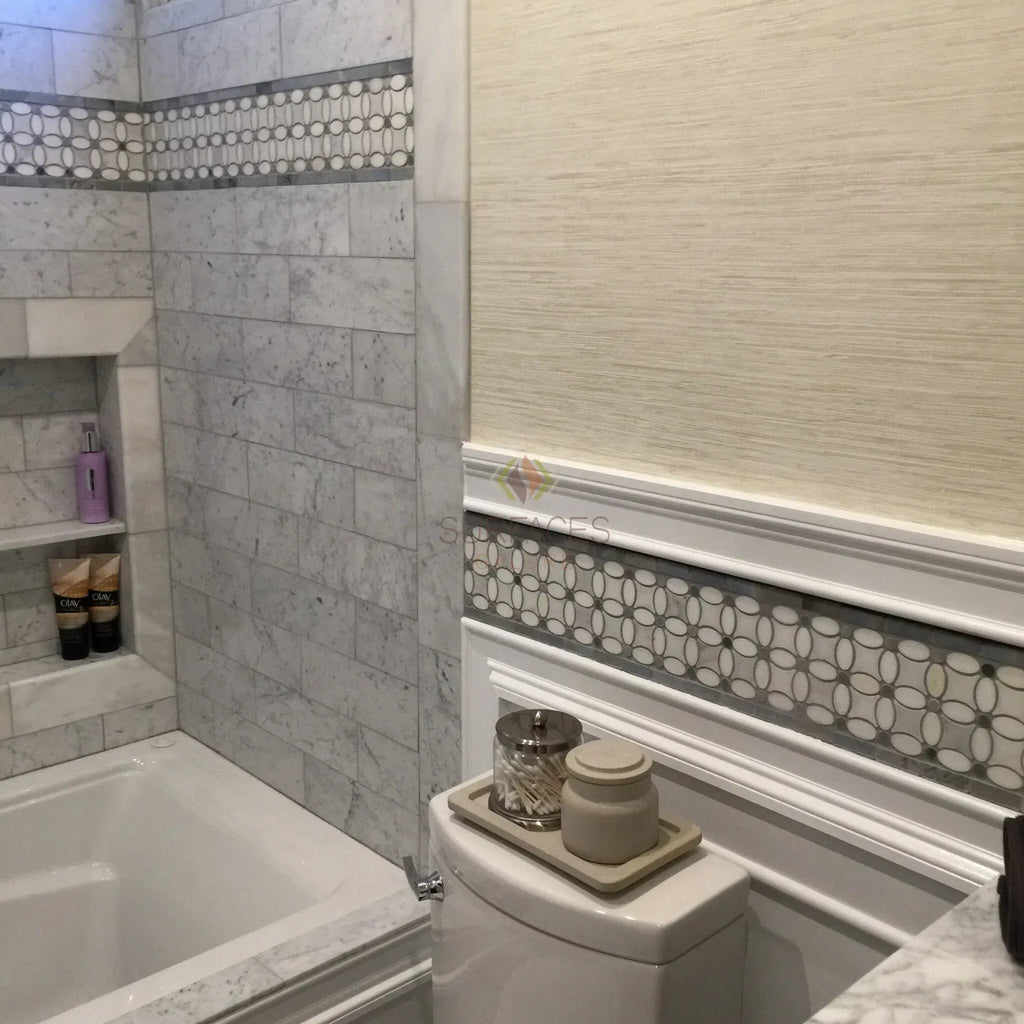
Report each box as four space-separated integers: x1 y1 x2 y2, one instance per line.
490 708 583 831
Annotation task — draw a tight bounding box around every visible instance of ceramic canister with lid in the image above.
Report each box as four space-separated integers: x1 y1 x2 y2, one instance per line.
560 739 660 864
490 708 583 831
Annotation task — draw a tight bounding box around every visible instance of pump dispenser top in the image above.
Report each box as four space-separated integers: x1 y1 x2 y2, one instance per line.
76 421 110 524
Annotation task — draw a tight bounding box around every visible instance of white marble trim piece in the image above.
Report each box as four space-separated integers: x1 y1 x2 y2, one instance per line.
0 518 127 554
8 652 175 734
26 298 154 357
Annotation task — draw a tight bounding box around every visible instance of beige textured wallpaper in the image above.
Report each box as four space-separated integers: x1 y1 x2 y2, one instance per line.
470 0 1024 539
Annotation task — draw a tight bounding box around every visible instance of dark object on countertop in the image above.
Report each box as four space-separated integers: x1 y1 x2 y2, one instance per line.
998 816 1024 962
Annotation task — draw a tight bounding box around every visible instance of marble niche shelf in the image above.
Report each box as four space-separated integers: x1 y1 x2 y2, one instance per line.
0 518 127 554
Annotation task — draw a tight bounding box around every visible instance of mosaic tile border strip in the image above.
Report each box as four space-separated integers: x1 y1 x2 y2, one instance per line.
464 511 1024 810
0 61 413 191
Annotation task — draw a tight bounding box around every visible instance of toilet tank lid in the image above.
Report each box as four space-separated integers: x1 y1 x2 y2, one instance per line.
429 788 749 965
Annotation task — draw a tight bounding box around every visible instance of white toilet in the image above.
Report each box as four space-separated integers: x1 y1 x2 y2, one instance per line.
424 788 750 1024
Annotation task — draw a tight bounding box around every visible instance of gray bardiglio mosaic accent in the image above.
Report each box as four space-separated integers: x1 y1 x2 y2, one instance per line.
464 511 1024 810
0 63 413 191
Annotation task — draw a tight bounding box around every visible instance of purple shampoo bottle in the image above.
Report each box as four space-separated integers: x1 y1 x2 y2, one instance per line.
76 421 110 524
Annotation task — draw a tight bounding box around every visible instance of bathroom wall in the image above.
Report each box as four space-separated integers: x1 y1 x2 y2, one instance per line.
470 0 1024 540
146 0 467 864
0 1 177 776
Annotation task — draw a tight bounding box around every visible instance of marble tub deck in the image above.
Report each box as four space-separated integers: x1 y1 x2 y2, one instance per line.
808 878 1024 1023
104 890 427 1024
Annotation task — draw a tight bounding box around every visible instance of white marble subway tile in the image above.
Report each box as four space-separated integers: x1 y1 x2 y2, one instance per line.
0 717 103 781
169 530 253 611
165 475 205 534
140 30 183 101
247 444 355 529
153 253 193 310
0 468 77 529
0 612 8 650
1 1 136 37
352 330 415 408
417 435 463 658
293 392 416 478
354 469 416 549
179 8 280 94
251 563 356 656
177 682 216 747
158 311 246 378
150 190 237 255
357 724 418 810
124 530 176 677
289 257 415 334
412 0 468 203
213 704 305 802
21 413 81 469
209 599 301 689
103 696 177 749
0 639 58 668
143 0 224 37
0 300 28 359
191 374 295 449
69 253 153 299
354 599 417 683
114 367 168 533
0 190 150 252
52 31 140 101
191 254 290 321
0 420 25 472
175 635 256 716
415 202 469 439
0 684 12 741
3 588 56 646
0 23 55 93
304 754 418 864
298 519 416 617
242 320 352 395
0 357 96 416
280 0 411 78
163 423 249 498
172 582 211 645
0 544 62 595
0 251 71 300
300 638 417 748
160 367 203 429
253 675 358 775
350 181 414 258
418 645 461 802
235 185 350 257
204 489 299 572
223 0 284 14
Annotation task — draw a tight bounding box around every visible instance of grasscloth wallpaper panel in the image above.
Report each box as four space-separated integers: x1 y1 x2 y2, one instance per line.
470 0 1024 538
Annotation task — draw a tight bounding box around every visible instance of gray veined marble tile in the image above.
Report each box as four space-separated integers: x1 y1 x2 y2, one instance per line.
298 519 416 617
52 31 140 102
0 357 96 416
175 635 256 717
289 256 415 334
0 420 25 473
235 184 351 258
172 583 211 645
169 530 253 612
198 374 295 449
153 253 193 311
140 30 183 102
253 675 358 776
350 180 414 258
250 563 356 657
354 469 416 549
157 311 246 378
1 0 136 37
0 684 12 741
0 23 55 93
160 367 203 429
204 490 299 573
143 0 225 37
179 7 281 95
0 717 103 782
0 251 71 300
20 413 82 469
294 391 416 478
190 254 290 322
242 320 352 395
0 639 58 668
213 704 305 802
301 638 417 748
419 645 461 802
69 253 153 299
247 444 355 530
358 724 418 810
209 598 302 689
0 468 77 529
165 475 206 535
354 599 417 684
0 190 150 253
162 423 249 499
0 544 64 596
176 682 216 748
103 697 178 750
352 330 415 408
150 189 238 255
3 588 57 646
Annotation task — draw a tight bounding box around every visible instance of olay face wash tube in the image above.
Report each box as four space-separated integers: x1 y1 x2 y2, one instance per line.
88 553 121 654
49 558 91 660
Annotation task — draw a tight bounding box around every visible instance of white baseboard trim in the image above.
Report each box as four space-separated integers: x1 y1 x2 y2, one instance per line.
463 443 1024 646
463 619 1003 899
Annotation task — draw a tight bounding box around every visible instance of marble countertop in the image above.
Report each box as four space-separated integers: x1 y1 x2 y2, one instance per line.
808 878 1024 1024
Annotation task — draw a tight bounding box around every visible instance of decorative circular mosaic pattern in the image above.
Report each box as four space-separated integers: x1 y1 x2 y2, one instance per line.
464 514 1024 804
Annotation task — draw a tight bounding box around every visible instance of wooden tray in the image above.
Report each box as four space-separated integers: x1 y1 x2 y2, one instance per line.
447 775 703 894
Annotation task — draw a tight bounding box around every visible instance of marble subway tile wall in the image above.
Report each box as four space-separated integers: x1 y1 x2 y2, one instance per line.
148 0 467 865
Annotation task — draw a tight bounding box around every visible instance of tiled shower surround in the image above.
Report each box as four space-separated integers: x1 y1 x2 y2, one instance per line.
465 511 1024 810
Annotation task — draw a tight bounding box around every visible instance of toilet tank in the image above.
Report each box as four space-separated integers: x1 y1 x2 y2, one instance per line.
428 792 749 1024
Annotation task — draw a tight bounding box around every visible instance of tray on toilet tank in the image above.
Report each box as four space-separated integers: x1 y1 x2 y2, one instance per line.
447 774 702 893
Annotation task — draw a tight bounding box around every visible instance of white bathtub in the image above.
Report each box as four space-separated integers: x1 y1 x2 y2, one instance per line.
0 732 429 1024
